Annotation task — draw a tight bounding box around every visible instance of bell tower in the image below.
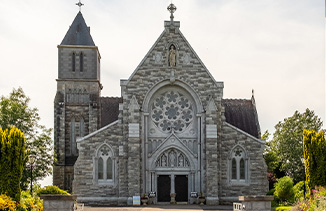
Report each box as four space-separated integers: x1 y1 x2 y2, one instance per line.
53 10 102 192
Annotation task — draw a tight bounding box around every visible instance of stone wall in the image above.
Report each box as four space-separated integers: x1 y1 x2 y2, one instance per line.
219 123 268 204
73 122 123 206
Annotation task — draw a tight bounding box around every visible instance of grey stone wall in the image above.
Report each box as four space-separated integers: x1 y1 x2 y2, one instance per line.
219 123 268 204
73 122 122 206
58 46 100 80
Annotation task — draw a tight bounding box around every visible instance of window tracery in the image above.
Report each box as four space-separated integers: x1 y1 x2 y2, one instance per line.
229 146 248 183
155 149 190 168
95 144 115 183
151 91 194 133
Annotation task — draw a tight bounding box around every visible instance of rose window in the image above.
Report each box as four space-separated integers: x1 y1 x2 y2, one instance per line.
151 91 194 133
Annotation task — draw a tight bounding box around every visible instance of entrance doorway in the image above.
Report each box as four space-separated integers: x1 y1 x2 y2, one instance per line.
175 175 188 202
157 175 171 202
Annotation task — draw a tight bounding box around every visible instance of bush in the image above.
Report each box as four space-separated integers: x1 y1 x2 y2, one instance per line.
0 194 16 211
274 176 294 203
0 127 26 202
267 188 275 195
293 181 309 202
35 186 69 196
292 186 326 211
18 191 43 211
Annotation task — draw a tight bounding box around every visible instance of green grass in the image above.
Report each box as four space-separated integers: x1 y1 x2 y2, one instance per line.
274 206 293 211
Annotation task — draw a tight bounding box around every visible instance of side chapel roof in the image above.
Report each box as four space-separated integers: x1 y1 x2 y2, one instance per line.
100 97 122 127
222 97 261 138
60 12 95 46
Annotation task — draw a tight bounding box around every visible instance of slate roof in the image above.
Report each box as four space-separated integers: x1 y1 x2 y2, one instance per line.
222 98 261 138
99 96 261 139
100 97 122 128
60 12 95 46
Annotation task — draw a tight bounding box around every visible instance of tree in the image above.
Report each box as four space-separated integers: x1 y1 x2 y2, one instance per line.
0 126 26 201
270 109 323 183
0 88 54 190
303 129 326 195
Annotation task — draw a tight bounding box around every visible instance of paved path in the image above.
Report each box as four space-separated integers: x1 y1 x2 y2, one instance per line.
84 205 233 211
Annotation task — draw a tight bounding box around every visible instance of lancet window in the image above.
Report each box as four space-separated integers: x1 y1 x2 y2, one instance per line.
95 144 115 184
229 146 248 183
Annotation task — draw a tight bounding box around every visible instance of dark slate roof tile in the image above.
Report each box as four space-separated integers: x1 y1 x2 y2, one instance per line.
222 98 261 138
100 97 122 127
60 12 95 46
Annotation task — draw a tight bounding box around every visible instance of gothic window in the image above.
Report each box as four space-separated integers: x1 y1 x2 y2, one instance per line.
72 52 76 72
80 118 84 137
151 91 194 133
229 146 248 183
71 118 77 155
95 144 115 184
155 148 190 168
79 52 83 72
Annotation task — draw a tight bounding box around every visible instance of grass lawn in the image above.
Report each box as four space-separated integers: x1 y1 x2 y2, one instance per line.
273 206 293 211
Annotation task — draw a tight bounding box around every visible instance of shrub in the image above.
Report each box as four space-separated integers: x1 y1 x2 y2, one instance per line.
18 190 43 211
293 181 309 202
267 188 275 195
291 186 326 211
0 127 26 202
36 186 69 196
0 194 16 211
274 176 294 203
303 130 326 195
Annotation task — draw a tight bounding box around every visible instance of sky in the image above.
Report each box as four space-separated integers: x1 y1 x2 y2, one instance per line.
0 0 325 186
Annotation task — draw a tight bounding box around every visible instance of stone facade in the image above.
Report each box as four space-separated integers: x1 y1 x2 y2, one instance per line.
54 8 268 206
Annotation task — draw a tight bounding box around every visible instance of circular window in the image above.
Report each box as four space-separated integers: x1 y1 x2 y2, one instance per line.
151 91 194 133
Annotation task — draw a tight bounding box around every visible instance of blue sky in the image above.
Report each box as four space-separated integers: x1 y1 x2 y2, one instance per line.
0 0 325 186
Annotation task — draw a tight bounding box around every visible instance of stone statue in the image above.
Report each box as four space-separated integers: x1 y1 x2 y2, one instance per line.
170 151 176 167
169 45 176 67
162 155 167 167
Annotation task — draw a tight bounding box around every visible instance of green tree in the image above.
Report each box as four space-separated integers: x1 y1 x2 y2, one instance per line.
303 129 326 195
270 109 323 183
0 88 54 190
0 126 26 201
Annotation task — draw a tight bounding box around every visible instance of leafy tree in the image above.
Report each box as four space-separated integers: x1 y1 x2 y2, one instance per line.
270 109 323 183
0 88 54 190
303 129 326 195
0 126 26 202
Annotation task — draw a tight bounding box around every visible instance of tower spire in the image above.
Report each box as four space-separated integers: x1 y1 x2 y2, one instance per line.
76 0 84 12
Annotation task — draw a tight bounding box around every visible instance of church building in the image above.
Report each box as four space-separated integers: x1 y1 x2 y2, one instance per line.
53 4 268 206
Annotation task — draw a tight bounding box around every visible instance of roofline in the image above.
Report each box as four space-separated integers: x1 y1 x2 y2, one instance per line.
77 120 119 142
224 122 265 145
58 45 98 49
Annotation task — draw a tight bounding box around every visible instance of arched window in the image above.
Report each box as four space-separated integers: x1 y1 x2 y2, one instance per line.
71 118 76 155
95 144 115 184
232 158 237 179
229 146 248 183
79 52 83 72
80 118 84 137
72 52 76 72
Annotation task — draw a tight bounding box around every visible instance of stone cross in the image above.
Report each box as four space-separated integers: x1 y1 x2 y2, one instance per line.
167 3 177 21
76 0 84 12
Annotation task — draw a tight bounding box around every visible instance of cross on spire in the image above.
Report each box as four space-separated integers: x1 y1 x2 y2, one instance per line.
167 3 177 21
76 0 84 12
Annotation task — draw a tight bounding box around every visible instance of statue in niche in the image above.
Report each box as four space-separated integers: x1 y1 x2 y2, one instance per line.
169 45 176 67
161 155 167 167
178 155 184 167
169 151 176 167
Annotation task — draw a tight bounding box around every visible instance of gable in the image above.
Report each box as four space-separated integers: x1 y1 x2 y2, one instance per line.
123 20 224 109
